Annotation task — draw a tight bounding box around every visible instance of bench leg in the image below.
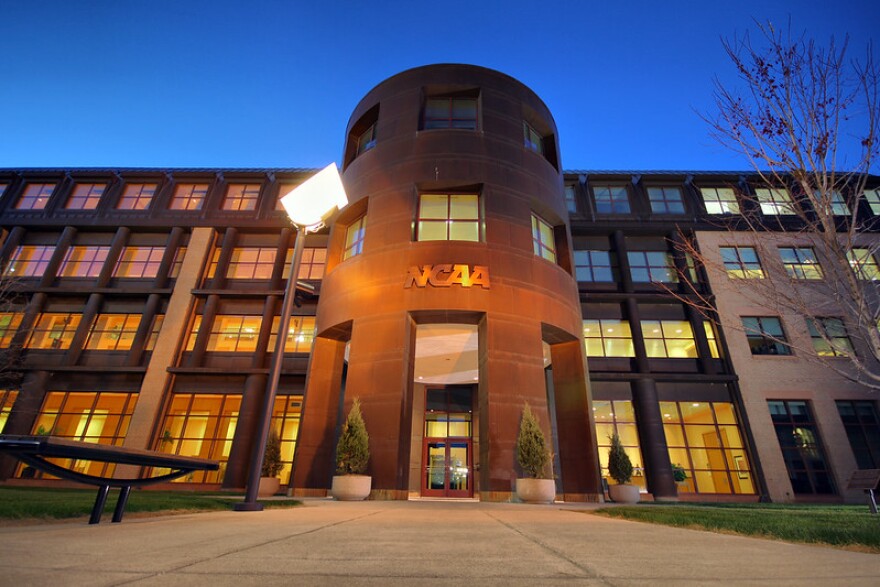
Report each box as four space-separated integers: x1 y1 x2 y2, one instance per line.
112 486 132 523
90 485 110 525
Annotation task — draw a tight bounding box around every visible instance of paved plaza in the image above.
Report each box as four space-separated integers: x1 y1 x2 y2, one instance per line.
0 498 878 586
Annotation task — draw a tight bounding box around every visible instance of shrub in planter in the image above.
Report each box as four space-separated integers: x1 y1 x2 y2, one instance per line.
515 402 555 503
332 398 371 500
607 433 639 503
258 429 284 497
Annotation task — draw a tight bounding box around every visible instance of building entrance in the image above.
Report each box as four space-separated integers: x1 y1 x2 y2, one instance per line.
421 386 474 498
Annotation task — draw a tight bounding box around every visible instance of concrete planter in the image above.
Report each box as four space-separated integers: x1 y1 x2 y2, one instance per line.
331 475 372 501
515 478 556 503
258 477 281 497
608 483 640 503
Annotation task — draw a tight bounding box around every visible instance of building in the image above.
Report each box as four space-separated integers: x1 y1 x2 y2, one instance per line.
0 64 878 503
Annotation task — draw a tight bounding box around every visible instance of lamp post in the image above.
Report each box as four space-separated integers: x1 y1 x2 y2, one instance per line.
236 163 347 511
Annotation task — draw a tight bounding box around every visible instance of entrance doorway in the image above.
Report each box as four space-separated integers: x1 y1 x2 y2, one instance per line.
421 386 474 498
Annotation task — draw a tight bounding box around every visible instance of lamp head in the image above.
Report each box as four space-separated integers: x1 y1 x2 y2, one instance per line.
279 163 348 230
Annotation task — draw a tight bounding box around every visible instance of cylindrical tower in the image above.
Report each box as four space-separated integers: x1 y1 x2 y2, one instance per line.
292 64 602 501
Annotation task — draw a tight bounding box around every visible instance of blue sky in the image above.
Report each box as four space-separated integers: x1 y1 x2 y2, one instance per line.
0 0 877 171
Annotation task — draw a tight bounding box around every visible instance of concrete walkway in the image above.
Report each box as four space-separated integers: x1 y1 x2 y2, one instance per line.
0 499 877 586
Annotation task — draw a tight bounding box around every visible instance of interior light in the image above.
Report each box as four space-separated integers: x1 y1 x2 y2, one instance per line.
692 403 700 407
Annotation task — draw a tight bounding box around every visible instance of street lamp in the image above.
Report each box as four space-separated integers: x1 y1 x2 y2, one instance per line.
236 163 347 511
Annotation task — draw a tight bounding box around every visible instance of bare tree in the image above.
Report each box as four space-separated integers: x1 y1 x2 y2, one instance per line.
0 271 25 390
673 21 880 389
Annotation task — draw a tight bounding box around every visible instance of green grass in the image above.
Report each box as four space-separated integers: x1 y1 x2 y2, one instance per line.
592 502 880 552
0 487 301 522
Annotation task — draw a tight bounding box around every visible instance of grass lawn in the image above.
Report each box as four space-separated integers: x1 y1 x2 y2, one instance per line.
0 487 301 523
592 502 880 552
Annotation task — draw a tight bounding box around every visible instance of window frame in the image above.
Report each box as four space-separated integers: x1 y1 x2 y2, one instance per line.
582 319 636 357
416 193 481 242
84 314 142 351
423 96 478 130
15 183 55 210
58 246 110 278
113 246 166 279
523 121 543 155
627 251 678 283
65 183 105 210
530 213 557 263
806 317 854 357
4 245 54 278
221 183 261 212
699 187 740 214
741 316 792 356
640 320 698 359
755 188 796 215
342 215 367 261
116 183 156 210
847 248 880 280
778 246 824 280
169 183 208 211
647 186 686 214
592 185 630 214
719 246 764 279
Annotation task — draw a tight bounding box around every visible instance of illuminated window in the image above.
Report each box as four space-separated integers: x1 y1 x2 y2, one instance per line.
836 400 880 469
0 313 23 347
662 401 755 495
742 316 791 355
222 184 260 211
778 247 823 279
58 246 110 278
269 395 303 484
116 183 156 210
563 185 577 213
647 187 685 214
768 400 835 494
184 316 202 351
356 124 376 156
574 250 615 282
417 194 480 242
285 247 326 280
756 188 795 215
25 313 82 349
806 317 853 357
593 185 630 214
144 315 164 351
268 316 316 353
84 314 141 351
65 184 104 210
847 248 880 280
863 188 880 215
423 96 478 130
0 390 18 433
207 247 277 280
703 321 720 358
594 401 645 492
700 187 739 214
205 315 264 352
641 320 697 358
719 246 764 278
583 319 635 357
627 251 677 283
169 183 208 211
4 245 54 277
114 246 165 279
0 184 7 198
343 215 366 260
15 183 54 210
24 391 137 478
531 213 556 262
156 393 241 483
523 121 543 154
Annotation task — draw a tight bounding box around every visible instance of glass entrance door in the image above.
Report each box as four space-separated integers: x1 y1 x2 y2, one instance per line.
421 386 474 498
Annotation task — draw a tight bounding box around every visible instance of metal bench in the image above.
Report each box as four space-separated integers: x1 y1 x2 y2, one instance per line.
846 468 880 514
0 435 219 524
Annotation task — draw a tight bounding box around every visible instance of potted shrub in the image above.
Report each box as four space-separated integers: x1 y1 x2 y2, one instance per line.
331 397 371 501
672 463 688 484
258 429 284 497
514 402 556 503
607 433 640 503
